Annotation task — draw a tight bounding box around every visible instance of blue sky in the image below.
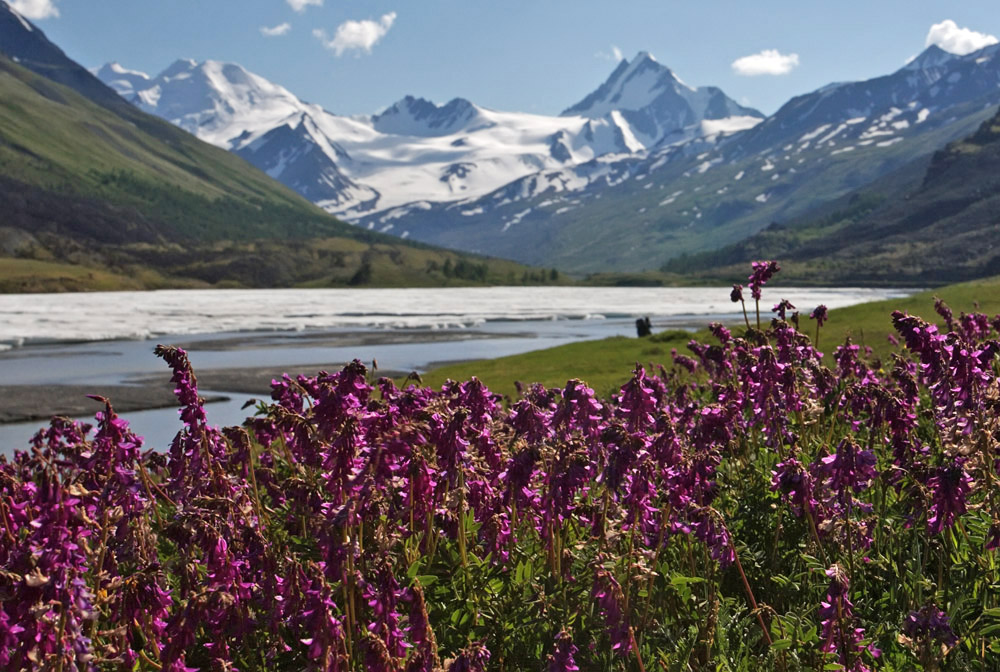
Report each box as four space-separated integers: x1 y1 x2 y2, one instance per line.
14 0 1000 117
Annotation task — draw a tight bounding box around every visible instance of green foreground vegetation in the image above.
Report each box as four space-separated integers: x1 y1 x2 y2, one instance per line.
10 269 1000 670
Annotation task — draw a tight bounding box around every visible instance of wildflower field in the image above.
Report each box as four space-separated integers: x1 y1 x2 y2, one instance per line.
4 264 1000 671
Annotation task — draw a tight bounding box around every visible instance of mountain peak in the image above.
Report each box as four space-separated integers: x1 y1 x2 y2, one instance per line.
94 61 149 78
902 44 955 71
2 1 34 32
93 57 308 146
93 61 151 97
0 2 129 109
561 53 678 119
559 49 758 144
372 95 480 137
159 58 199 79
391 95 476 111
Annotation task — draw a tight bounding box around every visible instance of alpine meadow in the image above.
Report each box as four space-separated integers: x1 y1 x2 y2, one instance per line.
5 2 1000 671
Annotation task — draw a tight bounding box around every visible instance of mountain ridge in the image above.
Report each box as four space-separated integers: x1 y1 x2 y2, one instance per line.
95 52 764 221
346 43 1000 273
661 103 1000 286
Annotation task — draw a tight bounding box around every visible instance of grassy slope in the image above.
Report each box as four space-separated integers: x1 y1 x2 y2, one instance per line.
418 276 1000 398
0 257 166 291
663 107 1000 286
0 56 343 237
0 55 563 290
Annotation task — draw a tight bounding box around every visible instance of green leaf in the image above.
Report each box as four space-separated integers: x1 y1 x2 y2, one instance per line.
515 560 527 584
770 638 793 651
770 574 797 589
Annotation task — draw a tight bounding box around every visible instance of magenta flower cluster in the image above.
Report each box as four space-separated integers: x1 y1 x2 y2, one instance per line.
3 268 1000 669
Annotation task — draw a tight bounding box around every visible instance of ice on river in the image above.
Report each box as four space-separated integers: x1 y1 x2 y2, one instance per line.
0 286 912 347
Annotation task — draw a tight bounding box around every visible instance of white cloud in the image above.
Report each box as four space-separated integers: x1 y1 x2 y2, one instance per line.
286 0 322 12
314 12 397 57
260 22 292 37
925 19 998 55
731 49 800 76
8 0 59 19
595 45 624 62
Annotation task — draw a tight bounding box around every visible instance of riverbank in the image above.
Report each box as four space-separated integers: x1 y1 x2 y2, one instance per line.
0 285 915 450
0 361 416 424
420 275 1000 397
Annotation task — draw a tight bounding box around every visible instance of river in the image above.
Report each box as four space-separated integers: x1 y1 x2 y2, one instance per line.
0 286 912 453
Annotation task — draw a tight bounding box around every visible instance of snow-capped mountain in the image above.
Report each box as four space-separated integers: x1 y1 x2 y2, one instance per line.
562 51 761 147
91 62 150 98
347 43 1000 272
234 113 378 210
93 42 1000 274
96 54 763 219
733 43 1000 156
101 58 307 148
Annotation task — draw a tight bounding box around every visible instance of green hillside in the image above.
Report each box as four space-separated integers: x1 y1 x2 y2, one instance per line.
0 55 559 290
0 55 346 237
662 105 1000 286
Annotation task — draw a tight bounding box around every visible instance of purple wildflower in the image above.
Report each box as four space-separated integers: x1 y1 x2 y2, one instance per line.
816 439 878 497
772 299 796 321
810 305 829 328
926 462 973 535
901 604 957 669
771 457 816 517
934 296 955 332
902 604 958 649
748 260 780 301
547 630 580 672
819 565 877 671
987 523 1000 552
593 568 632 655
671 349 699 375
363 566 407 658
448 640 490 672
690 506 736 566
405 584 440 671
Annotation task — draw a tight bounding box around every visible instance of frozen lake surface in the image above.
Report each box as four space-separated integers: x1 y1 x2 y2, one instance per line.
0 286 911 348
